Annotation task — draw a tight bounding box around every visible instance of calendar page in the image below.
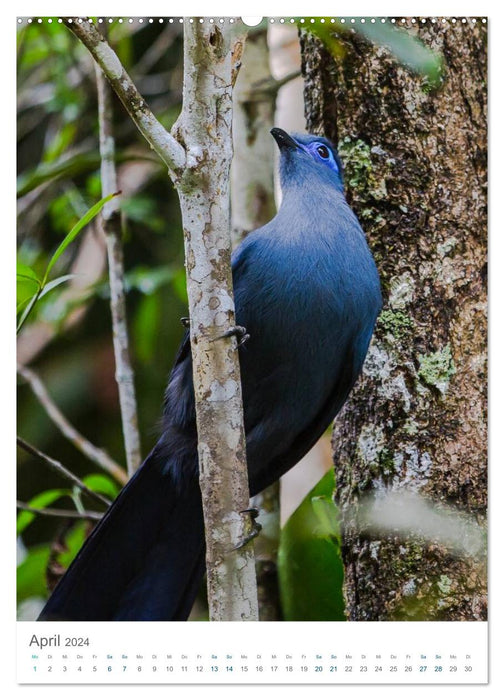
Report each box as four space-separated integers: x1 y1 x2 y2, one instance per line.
16 12 488 687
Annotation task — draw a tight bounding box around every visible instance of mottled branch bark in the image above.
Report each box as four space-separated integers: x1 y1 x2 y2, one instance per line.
71 18 259 620
95 50 142 476
17 364 127 485
172 21 258 621
301 18 487 621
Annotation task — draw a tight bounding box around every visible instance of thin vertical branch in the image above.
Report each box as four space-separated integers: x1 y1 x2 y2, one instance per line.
173 20 259 621
95 46 141 476
17 364 127 484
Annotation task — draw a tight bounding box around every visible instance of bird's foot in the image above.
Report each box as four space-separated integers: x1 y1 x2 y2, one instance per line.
214 325 250 347
234 508 262 550
180 316 190 328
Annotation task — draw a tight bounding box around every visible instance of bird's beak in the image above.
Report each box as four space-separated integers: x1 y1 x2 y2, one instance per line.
270 128 299 152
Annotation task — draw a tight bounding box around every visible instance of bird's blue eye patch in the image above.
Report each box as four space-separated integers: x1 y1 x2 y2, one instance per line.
307 141 340 175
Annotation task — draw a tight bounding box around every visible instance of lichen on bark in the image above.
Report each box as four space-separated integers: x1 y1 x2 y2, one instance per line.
301 19 487 621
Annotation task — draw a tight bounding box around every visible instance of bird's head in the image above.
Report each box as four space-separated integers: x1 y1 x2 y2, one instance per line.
271 128 344 194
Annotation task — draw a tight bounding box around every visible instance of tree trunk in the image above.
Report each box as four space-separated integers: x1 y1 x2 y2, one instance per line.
300 19 487 621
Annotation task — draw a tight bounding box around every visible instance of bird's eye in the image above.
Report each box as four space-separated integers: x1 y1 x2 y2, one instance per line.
317 145 330 159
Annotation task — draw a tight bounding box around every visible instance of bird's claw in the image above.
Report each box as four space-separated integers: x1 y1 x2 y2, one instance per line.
234 508 262 550
214 325 250 347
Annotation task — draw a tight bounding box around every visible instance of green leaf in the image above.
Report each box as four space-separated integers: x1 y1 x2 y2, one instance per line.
16 489 69 535
17 151 154 198
133 291 162 363
16 262 41 311
172 267 188 304
17 544 51 603
278 469 346 621
49 520 90 572
16 261 40 284
38 274 77 299
16 292 41 334
17 152 101 198
43 192 119 284
43 121 78 164
82 473 120 500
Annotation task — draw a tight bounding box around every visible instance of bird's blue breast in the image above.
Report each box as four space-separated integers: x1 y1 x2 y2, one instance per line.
230 188 381 490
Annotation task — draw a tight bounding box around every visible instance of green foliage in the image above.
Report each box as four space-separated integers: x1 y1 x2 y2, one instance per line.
278 470 346 621
17 544 51 603
18 152 102 197
16 489 68 535
133 292 163 363
304 18 443 87
357 20 443 87
16 193 118 333
17 521 90 607
45 193 118 283
17 23 186 611
52 521 90 570
82 474 120 500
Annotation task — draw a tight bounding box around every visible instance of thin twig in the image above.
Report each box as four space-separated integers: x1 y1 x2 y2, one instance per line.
95 32 142 476
17 364 128 485
17 436 111 507
133 26 176 76
17 501 103 521
250 69 302 98
67 18 186 177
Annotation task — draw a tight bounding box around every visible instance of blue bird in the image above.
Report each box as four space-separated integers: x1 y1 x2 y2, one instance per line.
38 128 382 621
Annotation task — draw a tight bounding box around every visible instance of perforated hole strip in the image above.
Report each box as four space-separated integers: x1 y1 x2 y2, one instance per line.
16 17 488 26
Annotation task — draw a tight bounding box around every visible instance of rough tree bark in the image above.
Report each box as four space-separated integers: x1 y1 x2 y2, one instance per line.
172 21 258 621
301 18 487 621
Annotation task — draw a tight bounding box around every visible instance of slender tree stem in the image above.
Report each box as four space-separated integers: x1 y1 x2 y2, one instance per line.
17 364 128 485
17 436 111 507
69 17 259 620
251 69 302 97
95 43 142 476
17 501 103 521
173 20 258 621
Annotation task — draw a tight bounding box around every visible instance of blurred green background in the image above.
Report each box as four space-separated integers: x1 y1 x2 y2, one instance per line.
17 19 192 616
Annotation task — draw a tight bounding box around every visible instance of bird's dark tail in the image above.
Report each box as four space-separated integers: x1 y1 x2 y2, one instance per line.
38 444 206 621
